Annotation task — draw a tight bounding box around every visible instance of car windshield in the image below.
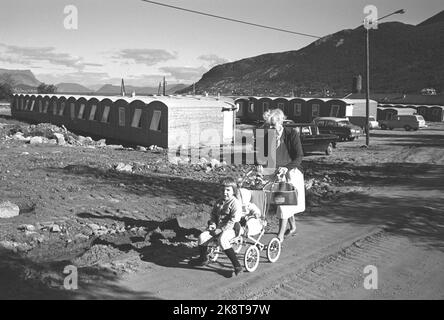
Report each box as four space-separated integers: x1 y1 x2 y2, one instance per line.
416 115 424 121
337 120 350 126
369 117 376 121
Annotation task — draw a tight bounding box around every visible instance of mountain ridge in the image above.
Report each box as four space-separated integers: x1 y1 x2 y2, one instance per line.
178 10 444 96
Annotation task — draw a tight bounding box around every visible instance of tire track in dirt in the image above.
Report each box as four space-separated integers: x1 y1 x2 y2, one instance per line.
243 231 406 300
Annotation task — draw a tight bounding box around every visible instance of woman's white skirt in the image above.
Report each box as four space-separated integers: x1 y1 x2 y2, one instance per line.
276 168 305 219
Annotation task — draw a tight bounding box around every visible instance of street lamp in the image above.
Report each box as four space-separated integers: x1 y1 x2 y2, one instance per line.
365 9 405 146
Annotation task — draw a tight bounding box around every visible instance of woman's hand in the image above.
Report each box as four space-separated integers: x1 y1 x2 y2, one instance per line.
276 167 288 179
256 165 264 174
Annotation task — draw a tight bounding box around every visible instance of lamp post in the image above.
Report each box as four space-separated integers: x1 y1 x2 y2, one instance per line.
365 9 405 146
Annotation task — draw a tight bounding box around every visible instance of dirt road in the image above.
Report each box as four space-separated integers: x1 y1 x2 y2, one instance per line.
1 109 444 300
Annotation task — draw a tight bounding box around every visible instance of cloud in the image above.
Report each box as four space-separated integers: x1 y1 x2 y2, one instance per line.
115 49 177 66
0 43 103 70
35 71 110 86
159 66 208 82
198 54 229 67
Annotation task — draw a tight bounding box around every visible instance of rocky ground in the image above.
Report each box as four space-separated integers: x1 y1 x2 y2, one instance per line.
0 104 443 300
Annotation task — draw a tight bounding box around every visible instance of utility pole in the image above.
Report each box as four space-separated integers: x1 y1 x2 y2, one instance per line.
364 9 405 146
163 77 166 96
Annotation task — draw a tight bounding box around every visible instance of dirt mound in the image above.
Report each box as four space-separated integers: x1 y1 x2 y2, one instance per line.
73 244 139 268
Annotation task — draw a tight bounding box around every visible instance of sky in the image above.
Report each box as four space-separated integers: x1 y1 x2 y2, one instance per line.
0 0 442 87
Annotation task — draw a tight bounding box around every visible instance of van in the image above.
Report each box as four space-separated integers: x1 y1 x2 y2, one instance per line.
379 115 427 131
348 116 379 130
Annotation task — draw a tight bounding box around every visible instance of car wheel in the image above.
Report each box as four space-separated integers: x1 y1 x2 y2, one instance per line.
347 137 355 141
326 143 333 155
380 124 387 130
389 127 394 130
404 125 411 131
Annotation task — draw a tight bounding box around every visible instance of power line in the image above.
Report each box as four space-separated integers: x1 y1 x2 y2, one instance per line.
140 0 322 39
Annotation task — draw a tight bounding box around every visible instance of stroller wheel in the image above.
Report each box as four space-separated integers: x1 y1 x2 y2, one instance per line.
207 246 219 262
244 245 260 272
267 237 281 263
232 236 243 254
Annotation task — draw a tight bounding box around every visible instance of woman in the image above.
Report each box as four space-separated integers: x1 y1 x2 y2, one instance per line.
258 108 305 243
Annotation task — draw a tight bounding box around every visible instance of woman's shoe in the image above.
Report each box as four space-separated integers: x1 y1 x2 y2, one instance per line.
285 228 297 237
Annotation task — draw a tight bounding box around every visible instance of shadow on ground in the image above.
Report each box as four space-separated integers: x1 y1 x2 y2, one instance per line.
47 165 224 206
303 162 444 252
76 211 242 279
0 248 158 300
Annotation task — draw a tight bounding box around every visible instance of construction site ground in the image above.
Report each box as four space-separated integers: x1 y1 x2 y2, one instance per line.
0 105 443 300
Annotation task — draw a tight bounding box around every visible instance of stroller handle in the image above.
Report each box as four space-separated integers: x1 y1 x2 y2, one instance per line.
240 167 287 190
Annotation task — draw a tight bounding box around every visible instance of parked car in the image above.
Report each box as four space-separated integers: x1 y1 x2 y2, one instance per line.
254 121 338 155
286 123 338 155
378 115 427 131
313 117 362 141
348 116 379 131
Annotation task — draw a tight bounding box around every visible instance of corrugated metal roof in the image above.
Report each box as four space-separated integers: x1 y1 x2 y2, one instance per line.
15 94 235 108
347 93 444 106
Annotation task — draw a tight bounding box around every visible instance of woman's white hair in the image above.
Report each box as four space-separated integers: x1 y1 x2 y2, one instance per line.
263 108 286 124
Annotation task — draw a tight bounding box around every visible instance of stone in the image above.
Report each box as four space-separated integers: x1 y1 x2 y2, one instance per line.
12 132 30 142
0 201 20 218
18 224 35 231
29 136 44 144
210 159 220 168
88 223 100 230
175 212 209 230
96 139 107 147
53 133 66 145
115 163 133 173
50 224 61 233
136 146 147 152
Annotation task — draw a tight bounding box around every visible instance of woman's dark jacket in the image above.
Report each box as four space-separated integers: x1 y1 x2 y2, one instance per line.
254 126 304 171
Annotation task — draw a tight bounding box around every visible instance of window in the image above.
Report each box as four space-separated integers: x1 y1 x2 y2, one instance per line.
118 107 125 126
78 104 86 119
59 102 65 116
43 101 49 113
248 102 255 113
30 100 35 111
101 106 110 123
312 104 320 117
278 103 284 110
70 103 76 119
330 105 340 117
150 110 162 131
294 103 302 116
89 104 97 121
263 102 269 110
131 109 142 128
52 101 57 115
38 101 43 112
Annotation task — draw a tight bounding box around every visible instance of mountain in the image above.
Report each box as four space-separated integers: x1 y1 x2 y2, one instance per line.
56 82 93 93
178 10 444 96
96 84 158 95
0 69 41 87
96 83 189 95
